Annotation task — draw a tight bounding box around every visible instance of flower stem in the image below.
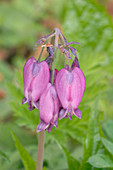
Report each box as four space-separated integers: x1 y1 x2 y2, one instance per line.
36 130 45 170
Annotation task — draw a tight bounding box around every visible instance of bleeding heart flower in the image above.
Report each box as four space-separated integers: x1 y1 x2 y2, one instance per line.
55 67 85 120
37 83 60 133
22 57 50 110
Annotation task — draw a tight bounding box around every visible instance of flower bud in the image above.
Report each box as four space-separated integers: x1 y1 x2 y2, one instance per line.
55 67 85 120
37 83 60 133
22 57 50 110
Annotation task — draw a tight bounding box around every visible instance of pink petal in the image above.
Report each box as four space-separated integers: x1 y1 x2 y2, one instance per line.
55 67 85 109
39 84 59 125
59 109 67 120
39 83 54 124
31 61 50 101
73 108 82 119
32 62 41 76
50 85 59 122
37 120 49 132
22 97 27 104
71 67 85 108
55 68 73 108
23 57 36 98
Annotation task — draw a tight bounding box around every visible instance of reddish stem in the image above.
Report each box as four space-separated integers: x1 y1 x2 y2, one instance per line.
36 131 45 170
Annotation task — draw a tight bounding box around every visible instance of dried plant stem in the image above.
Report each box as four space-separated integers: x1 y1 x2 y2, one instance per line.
36 131 45 170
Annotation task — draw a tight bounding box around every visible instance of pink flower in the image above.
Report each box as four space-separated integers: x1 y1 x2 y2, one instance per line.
22 57 50 110
55 67 85 120
37 83 60 133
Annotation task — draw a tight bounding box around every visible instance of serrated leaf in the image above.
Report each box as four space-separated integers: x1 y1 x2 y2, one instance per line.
12 132 36 170
63 0 113 55
101 137 113 156
0 149 10 161
79 105 101 170
88 154 113 168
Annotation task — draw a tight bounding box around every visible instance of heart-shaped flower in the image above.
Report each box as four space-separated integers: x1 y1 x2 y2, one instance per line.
37 83 60 133
22 57 50 110
55 67 85 120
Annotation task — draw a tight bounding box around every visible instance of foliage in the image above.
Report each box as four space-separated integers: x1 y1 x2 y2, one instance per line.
0 149 10 162
88 154 113 168
62 0 113 59
12 132 36 170
1 0 113 169
0 0 64 49
61 145 80 170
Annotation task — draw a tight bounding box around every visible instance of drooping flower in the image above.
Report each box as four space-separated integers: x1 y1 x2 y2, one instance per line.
22 57 50 110
55 66 85 120
22 28 86 133
37 83 60 133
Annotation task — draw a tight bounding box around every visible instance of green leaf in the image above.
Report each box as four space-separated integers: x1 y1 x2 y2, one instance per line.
43 167 47 170
101 137 113 156
0 149 10 161
88 154 113 168
12 132 36 170
61 145 80 170
63 0 113 56
79 105 101 170
102 120 113 142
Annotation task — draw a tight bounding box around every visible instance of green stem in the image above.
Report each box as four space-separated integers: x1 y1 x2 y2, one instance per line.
37 46 45 62
54 28 59 49
36 131 45 170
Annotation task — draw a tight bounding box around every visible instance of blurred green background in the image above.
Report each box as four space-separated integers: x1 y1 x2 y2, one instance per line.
0 0 113 170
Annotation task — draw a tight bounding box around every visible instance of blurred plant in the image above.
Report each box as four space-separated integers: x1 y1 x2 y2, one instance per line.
1 0 113 169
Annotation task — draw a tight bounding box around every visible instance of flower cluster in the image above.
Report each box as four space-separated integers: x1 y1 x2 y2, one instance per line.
22 28 85 133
